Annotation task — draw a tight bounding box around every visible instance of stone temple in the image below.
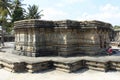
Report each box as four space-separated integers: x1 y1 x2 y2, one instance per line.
13 19 113 57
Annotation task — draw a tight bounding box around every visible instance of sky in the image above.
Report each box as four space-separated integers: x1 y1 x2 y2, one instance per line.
22 0 120 26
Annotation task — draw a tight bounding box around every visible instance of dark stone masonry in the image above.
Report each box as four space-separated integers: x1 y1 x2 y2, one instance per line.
13 19 113 57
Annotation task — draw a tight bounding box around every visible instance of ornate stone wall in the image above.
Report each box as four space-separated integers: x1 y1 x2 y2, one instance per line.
14 19 112 57
114 29 120 42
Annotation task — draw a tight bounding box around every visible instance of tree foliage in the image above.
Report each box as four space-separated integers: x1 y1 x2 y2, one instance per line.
11 0 25 22
0 0 12 33
0 0 44 33
0 0 12 18
25 4 43 19
0 0 43 44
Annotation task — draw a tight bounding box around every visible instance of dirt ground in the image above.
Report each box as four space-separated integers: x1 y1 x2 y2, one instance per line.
0 42 120 80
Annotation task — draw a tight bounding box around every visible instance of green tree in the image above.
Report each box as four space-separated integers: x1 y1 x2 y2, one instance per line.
0 1 44 45
0 0 12 17
0 0 12 46
11 0 25 22
0 0 24 45
25 4 43 19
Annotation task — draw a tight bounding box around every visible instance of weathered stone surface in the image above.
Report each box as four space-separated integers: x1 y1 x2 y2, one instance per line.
1 61 26 72
26 61 53 73
54 60 83 72
2 47 120 73
14 19 113 57
85 60 109 72
109 61 120 71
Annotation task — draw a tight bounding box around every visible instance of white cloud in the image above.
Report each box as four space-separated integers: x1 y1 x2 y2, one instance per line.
76 4 120 25
55 3 65 7
100 4 119 13
64 0 85 4
41 3 120 25
55 0 86 7
41 8 69 20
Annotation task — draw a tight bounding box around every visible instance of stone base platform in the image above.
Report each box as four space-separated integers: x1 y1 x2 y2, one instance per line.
26 61 53 73
85 60 109 72
53 59 84 73
109 60 120 71
1 50 120 73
